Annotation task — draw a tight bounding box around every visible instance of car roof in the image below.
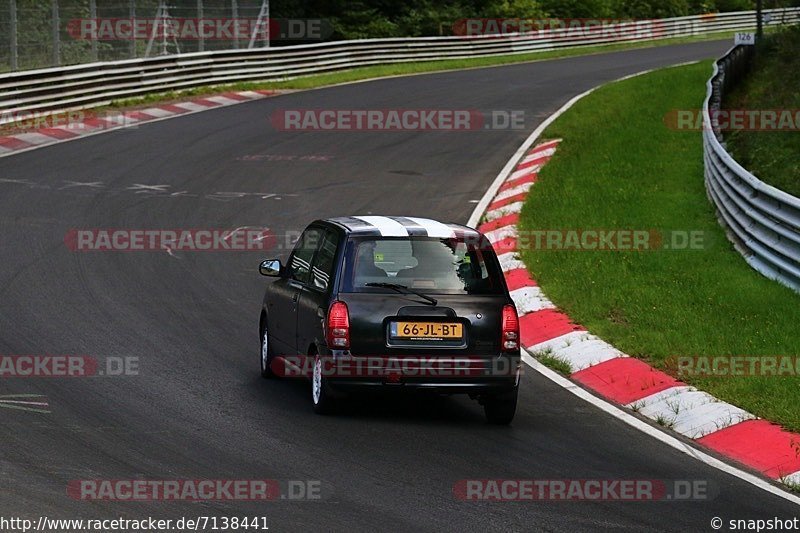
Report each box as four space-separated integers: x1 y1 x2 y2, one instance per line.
324 216 481 239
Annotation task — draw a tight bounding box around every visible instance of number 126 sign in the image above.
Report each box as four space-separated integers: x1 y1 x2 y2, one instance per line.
735 32 756 45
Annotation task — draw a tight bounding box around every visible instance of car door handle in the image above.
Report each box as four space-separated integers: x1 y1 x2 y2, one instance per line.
292 293 299 303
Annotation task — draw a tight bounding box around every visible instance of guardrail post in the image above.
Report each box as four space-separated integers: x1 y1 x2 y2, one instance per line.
9 0 17 71
197 0 204 52
231 0 239 49
51 0 60 66
757 0 764 39
129 0 136 58
248 0 269 49
89 0 97 61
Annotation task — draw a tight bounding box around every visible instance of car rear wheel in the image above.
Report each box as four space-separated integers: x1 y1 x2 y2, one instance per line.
312 354 336 415
260 325 275 379
483 387 518 425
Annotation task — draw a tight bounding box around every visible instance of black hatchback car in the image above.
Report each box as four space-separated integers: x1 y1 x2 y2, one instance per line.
258 216 521 424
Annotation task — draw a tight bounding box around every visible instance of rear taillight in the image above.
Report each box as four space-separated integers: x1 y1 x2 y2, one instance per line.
326 301 350 349
501 304 519 353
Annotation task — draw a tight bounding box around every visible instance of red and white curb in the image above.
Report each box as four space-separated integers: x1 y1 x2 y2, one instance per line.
0 90 276 158
477 139 800 491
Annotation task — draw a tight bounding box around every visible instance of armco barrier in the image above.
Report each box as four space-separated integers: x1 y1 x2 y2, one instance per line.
1 8 799 124
703 43 800 293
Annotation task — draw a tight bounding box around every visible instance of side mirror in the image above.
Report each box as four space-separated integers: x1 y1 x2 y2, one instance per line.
259 259 282 277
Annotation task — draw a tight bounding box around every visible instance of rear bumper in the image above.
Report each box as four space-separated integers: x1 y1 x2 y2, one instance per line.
327 378 518 395
321 353 521 395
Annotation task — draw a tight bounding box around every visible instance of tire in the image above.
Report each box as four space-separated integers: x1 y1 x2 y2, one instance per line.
260 324 275 379
483 387 518 425
311 354 337 415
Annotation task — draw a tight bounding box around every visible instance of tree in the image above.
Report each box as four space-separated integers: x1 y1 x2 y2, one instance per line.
539 0 615 18
616 0 691 18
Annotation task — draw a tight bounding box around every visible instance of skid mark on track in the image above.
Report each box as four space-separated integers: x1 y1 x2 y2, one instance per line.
0 179 298 203
0 394 50 414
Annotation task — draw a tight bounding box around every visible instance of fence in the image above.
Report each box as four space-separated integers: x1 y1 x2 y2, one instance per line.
3 5 800 73
703 43 800 293
0 1 283 72
1 8 799 125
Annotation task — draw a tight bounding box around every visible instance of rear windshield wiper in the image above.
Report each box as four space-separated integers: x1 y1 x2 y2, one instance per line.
365 282 438 306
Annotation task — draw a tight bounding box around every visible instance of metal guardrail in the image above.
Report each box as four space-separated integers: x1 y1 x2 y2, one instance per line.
1 8 799 124
703 42 800 293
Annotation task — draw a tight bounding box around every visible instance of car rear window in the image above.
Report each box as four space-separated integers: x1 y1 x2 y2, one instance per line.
340 236 504 295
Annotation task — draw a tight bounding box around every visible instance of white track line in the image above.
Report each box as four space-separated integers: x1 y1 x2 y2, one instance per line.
467 61 800 504
522 352 800 506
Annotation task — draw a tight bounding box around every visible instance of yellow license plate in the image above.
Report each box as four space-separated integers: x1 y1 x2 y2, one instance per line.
392 322 463 339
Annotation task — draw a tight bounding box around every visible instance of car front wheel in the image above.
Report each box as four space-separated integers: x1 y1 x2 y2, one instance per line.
260 325 275 379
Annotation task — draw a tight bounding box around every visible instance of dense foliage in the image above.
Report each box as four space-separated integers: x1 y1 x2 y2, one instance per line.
268 0 797 38
725 24 800 195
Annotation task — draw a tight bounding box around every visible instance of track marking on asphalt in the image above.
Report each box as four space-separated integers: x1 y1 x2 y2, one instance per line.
0 395 50 414
0 178 37 186
223 226 274 243
127 184 172 194
0 179 295 203
60 181 105 190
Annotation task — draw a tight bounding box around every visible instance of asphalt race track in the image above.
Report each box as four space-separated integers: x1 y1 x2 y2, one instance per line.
1 40 797 531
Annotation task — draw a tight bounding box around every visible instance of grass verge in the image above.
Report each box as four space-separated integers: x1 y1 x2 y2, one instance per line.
531 350 574 376
724 25 800 197
518 61 800 433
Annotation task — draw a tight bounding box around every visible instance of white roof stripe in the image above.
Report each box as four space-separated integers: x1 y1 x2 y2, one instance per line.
353 216 409 237
406 217 456 239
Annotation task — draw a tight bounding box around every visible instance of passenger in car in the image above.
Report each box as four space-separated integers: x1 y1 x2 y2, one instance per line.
355 241 388 280
396 241 458 285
